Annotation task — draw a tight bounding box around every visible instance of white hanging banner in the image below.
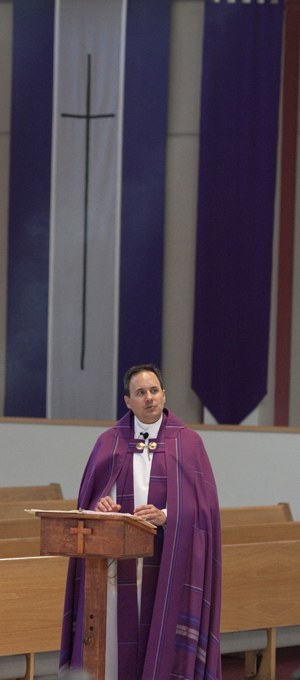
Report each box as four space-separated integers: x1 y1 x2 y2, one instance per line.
48 0 126 419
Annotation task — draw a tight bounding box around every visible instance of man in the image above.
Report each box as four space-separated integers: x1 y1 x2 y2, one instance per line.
60 364 222 679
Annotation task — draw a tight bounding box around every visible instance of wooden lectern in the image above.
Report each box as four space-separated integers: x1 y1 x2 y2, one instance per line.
35 510 156 680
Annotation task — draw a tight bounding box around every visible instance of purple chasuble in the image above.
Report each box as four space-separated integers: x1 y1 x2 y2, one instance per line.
59 410 222 679
116 438 167 678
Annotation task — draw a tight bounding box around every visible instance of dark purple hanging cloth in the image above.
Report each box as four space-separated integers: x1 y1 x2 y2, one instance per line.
192 0 284 424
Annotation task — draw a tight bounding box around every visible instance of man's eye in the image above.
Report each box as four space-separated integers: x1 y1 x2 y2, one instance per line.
151 388 158 394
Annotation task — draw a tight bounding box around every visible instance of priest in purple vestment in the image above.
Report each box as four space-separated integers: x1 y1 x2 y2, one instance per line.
60 364 222 679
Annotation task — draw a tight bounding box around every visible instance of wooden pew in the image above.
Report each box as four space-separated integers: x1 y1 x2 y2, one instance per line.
0 501 77 545
0 498 77 520
222 519 300 544
221 521 300 680
0 499 77 561
220 502 293 526
0 556 68 680
0 483 63 502
0 518 40 538
0 504 300 680
0 521 299 680
0 536 40 558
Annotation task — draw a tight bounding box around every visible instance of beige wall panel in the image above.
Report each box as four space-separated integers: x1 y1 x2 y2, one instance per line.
0 2 12 130
163 134 202 423
162 0 204 422
168 0 204 135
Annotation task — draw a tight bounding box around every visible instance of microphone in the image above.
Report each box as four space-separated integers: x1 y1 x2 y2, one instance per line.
140 432 149 440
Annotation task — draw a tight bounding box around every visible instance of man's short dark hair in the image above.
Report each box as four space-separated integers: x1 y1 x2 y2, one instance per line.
123 364 164 396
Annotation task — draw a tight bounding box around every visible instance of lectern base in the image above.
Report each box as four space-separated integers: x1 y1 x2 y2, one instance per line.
83 558 107 680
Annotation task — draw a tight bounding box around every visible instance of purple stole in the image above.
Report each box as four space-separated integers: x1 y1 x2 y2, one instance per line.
116 439 167 680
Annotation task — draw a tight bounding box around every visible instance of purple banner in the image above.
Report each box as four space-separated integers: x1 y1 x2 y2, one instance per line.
117 0 171 417
4 0 54 416
192 0 284 423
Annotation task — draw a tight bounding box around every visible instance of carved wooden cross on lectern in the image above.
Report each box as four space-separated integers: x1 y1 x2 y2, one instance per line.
70 520 92 554
61 53 115 370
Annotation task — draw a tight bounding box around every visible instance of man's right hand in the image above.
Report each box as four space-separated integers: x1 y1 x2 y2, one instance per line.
94 496 121 512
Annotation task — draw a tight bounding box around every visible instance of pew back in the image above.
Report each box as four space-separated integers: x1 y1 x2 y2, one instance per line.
0 518 40 538
0 484 63 502
0 556 68 656
221 538 300 633
220 502 293 526
0 536 41 557
0 498 77 520
222 520 300 544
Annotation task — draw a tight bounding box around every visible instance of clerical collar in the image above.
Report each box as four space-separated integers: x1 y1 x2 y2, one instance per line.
134 415 162 441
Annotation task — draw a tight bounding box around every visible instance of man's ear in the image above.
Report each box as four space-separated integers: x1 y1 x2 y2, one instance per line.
163 390 166 404
124 395 130 410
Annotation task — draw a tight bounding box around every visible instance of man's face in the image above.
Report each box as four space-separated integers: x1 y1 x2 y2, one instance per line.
124 370 166 424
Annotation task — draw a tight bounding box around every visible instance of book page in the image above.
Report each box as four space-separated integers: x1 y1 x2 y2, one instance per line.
25 508 155 528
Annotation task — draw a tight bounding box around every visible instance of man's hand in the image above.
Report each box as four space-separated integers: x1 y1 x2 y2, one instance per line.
133 504 166 526
95 496 121 512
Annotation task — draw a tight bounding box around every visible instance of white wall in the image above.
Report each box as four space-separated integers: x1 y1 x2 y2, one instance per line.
1 419 299 520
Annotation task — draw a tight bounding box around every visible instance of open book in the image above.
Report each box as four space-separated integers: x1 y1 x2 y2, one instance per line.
25 508 156 528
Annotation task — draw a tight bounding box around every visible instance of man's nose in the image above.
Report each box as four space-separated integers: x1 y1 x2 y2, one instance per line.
145 390 153 401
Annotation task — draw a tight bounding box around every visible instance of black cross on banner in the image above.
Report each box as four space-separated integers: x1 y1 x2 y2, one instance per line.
61 53 115 370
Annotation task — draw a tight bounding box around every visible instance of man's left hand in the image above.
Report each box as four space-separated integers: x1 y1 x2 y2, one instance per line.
133 504 166 526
